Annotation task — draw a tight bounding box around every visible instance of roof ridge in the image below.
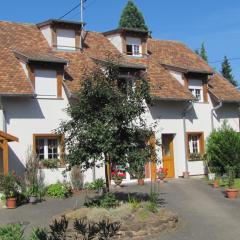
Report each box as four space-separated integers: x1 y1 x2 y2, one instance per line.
0 20 36 27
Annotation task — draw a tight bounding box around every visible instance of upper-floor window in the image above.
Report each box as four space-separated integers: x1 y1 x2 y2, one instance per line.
188 79 203 102
35 69 58 98
56 29 76 50
126 37 142 57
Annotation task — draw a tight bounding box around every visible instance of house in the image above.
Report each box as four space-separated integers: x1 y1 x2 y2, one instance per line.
0 19 240 184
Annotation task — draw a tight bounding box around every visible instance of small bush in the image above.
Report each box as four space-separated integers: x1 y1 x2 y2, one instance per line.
99 193 119 209
0 224 24 240
207 121 240 175
84 178 105 191
47 183 71 199
29 228 48 240
41 159 59 169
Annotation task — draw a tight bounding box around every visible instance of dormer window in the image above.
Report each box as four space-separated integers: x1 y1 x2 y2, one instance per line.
188 79 204 102
56 29 76 50
37 19 84 51
103 28 148 57
126 37 142 56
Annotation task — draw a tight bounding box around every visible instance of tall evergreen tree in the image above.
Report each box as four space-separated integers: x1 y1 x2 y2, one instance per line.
200 43 208 62
221 56 237 86
119 0 148 31
195 43 208 62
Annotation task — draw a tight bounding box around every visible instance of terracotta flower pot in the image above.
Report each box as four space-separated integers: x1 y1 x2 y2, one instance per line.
7 197 17 209
213 180 219 188
138 179 144 186
226 189 239 200
114 179 122 186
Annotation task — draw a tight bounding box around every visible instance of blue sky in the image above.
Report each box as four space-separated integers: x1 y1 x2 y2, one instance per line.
1 0 240 82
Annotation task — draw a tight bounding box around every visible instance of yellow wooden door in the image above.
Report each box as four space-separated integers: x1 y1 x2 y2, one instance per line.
162 134 175 178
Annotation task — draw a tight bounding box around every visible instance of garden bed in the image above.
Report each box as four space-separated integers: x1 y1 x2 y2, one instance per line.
56 201 178 239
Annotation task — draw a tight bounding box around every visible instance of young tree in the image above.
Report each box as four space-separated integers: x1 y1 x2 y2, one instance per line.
59 58 152 190
221 56 238 86
195 42 208 62
119 0 148 31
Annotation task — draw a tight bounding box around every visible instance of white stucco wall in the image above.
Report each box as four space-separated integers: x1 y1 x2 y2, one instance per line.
3 87 70 183
169 70 185 86
40 26 52 46
106 34 123 53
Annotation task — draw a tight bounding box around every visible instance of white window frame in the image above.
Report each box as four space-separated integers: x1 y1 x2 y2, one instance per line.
188 79 204 102
36 137 60 160
188 135 200 154
126 37 142 57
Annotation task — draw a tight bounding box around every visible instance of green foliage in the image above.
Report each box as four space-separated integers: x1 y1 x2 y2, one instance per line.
227 167 236 189
221 56 237 86
119 0 148 31
29 228 48 240
84 178 105 191
41 159 59 169
128 194 141 209
25 148 45 201
59 57 151 183
2 172 21 198
195 42 208 62
99 193 119 209
0 224 24 240
206 121 240 175
47 183 71 199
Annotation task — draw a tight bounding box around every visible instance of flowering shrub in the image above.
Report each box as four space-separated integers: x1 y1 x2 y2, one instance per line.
2 172 22 198
156 167 168 179
47 183 71 199
111 169 126 181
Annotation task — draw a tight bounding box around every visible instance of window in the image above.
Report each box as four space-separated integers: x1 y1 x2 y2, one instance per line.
188 79 204 102
189 88 202 102
188 135 200 154
187 132 205 159
35 69 58 98
56 29 76 50
126 37 142 56
34 135 62 160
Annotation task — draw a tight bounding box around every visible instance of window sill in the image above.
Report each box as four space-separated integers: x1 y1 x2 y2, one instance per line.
35 96 64 100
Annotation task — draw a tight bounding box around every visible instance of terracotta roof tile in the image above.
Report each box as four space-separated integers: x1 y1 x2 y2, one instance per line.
0 20 239 102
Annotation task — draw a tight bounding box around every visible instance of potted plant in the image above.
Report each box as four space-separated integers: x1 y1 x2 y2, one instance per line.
137 172 145 186
111 169 126 186
226 167 238 200
213 175 220 188
157 167 168 181
2 172 20 209
28 185 38 204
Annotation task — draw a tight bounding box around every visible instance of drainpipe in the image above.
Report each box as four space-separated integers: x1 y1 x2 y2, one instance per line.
211 101 222 131
182 101 193 178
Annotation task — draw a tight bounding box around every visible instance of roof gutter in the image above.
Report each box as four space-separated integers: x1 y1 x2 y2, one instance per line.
211 101 223 131
182 100 194 177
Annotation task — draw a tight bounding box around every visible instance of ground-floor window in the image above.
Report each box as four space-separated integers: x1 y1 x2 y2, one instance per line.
33 134 63 160
187 132 204 160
